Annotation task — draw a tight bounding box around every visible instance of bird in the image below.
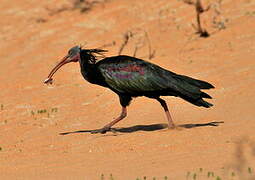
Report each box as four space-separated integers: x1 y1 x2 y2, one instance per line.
44 45 214 134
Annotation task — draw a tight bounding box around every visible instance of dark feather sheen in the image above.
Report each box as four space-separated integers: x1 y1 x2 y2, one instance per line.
80 51 214 108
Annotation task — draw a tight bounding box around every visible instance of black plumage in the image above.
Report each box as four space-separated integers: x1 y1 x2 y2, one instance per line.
44 46 214 134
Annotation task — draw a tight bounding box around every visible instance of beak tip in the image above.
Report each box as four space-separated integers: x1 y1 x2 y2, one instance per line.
44 78 53 85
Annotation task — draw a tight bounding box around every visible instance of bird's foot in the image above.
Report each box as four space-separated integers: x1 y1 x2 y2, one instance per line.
167 124 183 131
90 127 111 134
168 124 176 129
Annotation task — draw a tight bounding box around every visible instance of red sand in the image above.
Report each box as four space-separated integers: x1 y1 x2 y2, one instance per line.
0 0 255 179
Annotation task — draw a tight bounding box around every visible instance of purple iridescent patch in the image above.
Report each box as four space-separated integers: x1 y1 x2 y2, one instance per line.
107 65 144 79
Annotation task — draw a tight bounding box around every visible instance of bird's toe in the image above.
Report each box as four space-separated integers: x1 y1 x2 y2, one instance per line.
167 125 183 131
90 127 111 134
168 124 176 129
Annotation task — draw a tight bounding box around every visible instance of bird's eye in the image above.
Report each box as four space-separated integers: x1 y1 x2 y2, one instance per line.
68 50 73 56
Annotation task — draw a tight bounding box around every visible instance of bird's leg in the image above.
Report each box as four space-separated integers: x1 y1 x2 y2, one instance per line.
91 107 127 134
103 106 127 130
156 97 175 129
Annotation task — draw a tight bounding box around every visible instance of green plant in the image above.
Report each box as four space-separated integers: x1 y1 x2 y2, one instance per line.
109 174 114 180
100 174 104 180
207 171 214 178
31 107 58 120
186 171 191 179
37 109 47 114
248 167 252 174
51 107 58 113
193 173 197 180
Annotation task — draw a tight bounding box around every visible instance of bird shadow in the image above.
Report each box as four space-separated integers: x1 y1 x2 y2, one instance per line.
59 121 224 135
178 121 224 129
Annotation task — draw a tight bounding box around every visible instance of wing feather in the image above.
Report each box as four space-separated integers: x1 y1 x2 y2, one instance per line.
96 55 214 107
98 56 177 94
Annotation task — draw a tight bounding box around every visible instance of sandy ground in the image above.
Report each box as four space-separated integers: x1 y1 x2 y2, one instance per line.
0 0 255 179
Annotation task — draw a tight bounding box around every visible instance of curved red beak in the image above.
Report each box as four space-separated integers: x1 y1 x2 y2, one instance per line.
44 54 80 84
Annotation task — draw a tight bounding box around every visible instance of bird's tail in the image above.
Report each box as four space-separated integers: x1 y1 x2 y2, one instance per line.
176 74 214 89
173 75 214 108
180 93 213 108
